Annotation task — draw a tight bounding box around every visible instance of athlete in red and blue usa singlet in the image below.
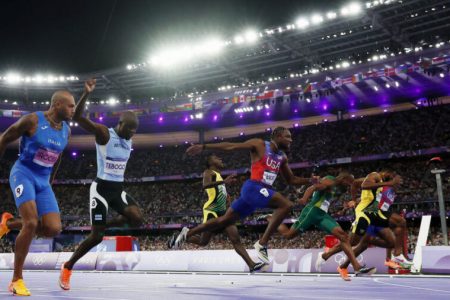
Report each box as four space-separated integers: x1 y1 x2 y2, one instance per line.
228 142 287 218
181 127 314 264
250 141 286 186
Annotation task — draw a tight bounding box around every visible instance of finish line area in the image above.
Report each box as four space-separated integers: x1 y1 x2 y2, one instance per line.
1 270 449 300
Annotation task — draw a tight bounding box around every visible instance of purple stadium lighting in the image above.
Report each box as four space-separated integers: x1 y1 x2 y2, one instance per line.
71 151 77 157
266 127 271 132
294 123 299 128
159 144 163 148
294 109 298 113
184 141 189 144
322 104 328 111
158 116 163 122
214 136 218 140
351 114 356 118
99 116 103 121
184 116 189 122
266 112 270 116
213 115 218 121
239 114 243 119
383 109 388 112
239 132 244 136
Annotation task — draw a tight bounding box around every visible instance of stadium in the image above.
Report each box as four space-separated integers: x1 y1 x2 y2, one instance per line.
0 0 449 298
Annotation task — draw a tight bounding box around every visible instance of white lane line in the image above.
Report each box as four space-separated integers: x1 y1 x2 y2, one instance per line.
373 278 450 294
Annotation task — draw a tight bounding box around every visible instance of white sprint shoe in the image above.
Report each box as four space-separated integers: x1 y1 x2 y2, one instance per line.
254 241 270 264
174 227 189 249
315 252 325 272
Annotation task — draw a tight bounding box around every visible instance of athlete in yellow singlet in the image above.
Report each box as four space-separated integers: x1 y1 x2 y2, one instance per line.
319 169 402 280
168 154 266 272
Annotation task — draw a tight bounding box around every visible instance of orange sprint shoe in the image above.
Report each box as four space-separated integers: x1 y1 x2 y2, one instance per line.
337 266 351 281
384 259 401 270
59 263 72 290
9 279 31 296
0 212 13 239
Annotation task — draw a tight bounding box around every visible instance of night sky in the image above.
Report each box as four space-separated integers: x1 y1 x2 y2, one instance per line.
0 0 350 74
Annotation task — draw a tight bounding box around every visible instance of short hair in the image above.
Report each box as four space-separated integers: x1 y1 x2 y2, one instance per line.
271 126 288 139
336 170 354 181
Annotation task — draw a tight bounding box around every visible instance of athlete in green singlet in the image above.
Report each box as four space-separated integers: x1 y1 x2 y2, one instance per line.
261 171 375 280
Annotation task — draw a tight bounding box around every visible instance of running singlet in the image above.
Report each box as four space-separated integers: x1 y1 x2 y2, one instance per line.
203 171 227 213
250 141 286 186
307 175 336 213
356 178 383 213
365 186 396 214
96 128 132 182
17 111 69 175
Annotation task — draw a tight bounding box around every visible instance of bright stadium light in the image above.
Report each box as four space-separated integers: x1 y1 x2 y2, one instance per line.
311 14 324 25
341 2 362 16
296 18 310 29
326 11 337 19
341 61 350 68
201 38 226 55
5 73 21 84
244 29 259 43
234 35 245 44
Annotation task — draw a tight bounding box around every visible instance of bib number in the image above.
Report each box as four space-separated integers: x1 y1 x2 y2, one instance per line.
262 171 277 186
319 200 330 212
104 159 127 176
33 148 59 167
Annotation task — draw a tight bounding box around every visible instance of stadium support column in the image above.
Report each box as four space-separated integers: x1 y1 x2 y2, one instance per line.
198 128 205 145
431 168 448 245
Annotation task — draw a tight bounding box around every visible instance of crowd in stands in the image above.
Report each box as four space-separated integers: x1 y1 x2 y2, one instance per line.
0 105 448 180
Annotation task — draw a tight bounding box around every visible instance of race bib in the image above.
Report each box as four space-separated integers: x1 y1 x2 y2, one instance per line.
104 159 127 176
319 200 330 212
379 202 390 211
32 148 59 167
262 170 277 186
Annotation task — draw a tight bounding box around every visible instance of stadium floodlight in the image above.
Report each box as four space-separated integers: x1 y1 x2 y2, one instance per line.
24 77 31 83
126 64 132 70
311 14 324 25
244 29 259 43
341 61 350 68
201 38 226 55
295 18 310 29
5 73 21 84
326 11 337 19
341 2 362 16
234 35 245 44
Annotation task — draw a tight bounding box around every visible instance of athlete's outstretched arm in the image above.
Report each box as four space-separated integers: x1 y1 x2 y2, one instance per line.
73 79 109 145
0 113 36 159
361 172 401 190
186 138 264 156
298 185 316 205
202 170 236 190
280 160 317 186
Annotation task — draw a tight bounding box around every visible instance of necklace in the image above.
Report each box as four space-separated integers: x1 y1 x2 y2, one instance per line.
46 113 62 130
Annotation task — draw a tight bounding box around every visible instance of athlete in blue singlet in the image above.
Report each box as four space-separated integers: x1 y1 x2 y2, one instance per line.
0 89 76 296
59 79 143 290
174 127 317 264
